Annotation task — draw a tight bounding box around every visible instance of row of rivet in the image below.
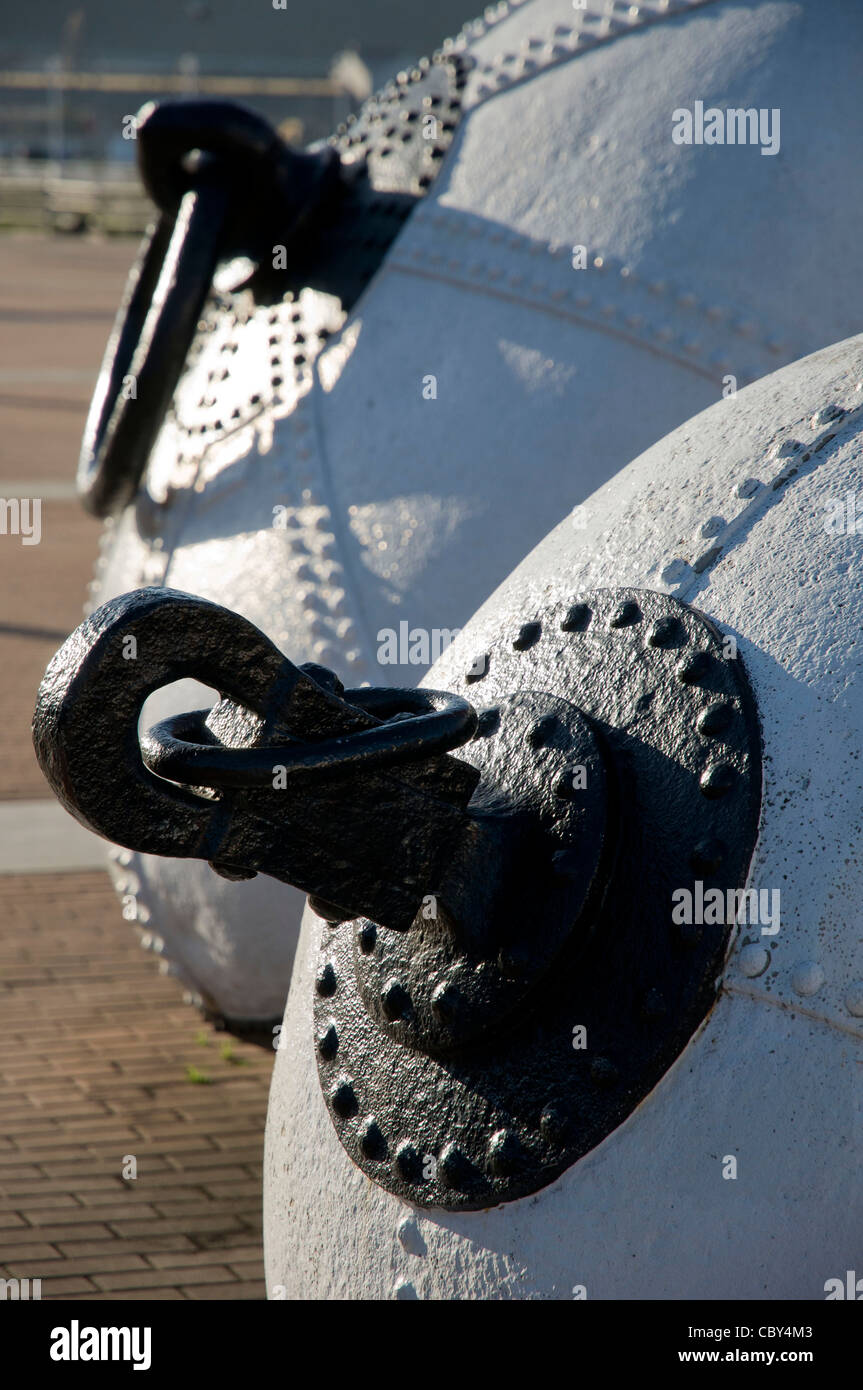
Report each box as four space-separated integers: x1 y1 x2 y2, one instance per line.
465 1 715 108
167 287 371 676
660 388 863 594
315 956 631 1188
736 943 863 1020
397 207 791 372
467 601 738 803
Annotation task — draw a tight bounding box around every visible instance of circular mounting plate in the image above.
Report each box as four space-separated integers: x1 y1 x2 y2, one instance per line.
313 589 762 1210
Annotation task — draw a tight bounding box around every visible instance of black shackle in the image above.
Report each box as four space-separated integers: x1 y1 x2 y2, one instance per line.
32 588 479 931
77 101 344 519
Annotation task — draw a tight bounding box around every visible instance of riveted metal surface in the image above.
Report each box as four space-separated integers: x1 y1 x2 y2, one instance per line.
314 587 762 1209
248 51 472 311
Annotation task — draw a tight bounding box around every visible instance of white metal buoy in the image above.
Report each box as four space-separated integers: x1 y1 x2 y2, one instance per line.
264 329 863 1299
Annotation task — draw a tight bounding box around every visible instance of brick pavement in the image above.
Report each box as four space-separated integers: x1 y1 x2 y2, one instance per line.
0 235 276 1300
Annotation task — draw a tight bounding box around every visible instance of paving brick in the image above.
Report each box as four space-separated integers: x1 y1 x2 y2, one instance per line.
1 1175 130 1196
0 1144 89 1164
108 1214 245 1239
182 1281 265 1300
152 1197 259 1218
0 1211 28 1228
56 1234 197 1257
202 1181 264 1200
41 1276 99 1295
166 1148 263 1172
2 1224 114 1246
77 1185 211 1207
6 1253 150 1279
227 1260 265 1280
0 1243 61 1262
184 1227 265 1252
0 1192 82 1211
36 1156 170 1177
94 1265 236 1291
63 1288 188 1300
145 1244 263 1269
158 1166 249 1187
28 1204 160 1227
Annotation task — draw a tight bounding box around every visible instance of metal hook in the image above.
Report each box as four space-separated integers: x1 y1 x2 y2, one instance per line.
76 100 343 517
33 588 480 930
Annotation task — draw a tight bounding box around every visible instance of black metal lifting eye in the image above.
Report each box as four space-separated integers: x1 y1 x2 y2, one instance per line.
32 587 480 931
33 585 762 1212
77 101 344 518
77 59 474 519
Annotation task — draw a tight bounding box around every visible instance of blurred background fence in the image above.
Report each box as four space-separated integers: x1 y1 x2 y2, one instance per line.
0 0 470 233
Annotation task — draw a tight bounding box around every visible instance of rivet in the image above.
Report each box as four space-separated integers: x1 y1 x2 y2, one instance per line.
676 650 710 684
738 944 769 978
513 620 541 650
590 1056 619 1087
382 978 410 1021
317 1023 338 1060
810 403 844 428
465 653 489 683
539 1104 567 1143
358 922 377 953
397 1216 427 1256
476 706 500 736
360 1116 387 1159
770 438 801 459
690 837 725 875
609 600 640 628
697 701 734 736
699 515 725 538
734 477 762 499
394 1140 422 1181
844 983 863 1018
527 714 557 748
647 615 684 648
700 762 735 798
561 603 591 632
394 1280 418 1300
330 1079 357 1118
487 1128 522 1177
790 962 825 997
439 1142 471 1188
431 981 462 1022
315 962 337 996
